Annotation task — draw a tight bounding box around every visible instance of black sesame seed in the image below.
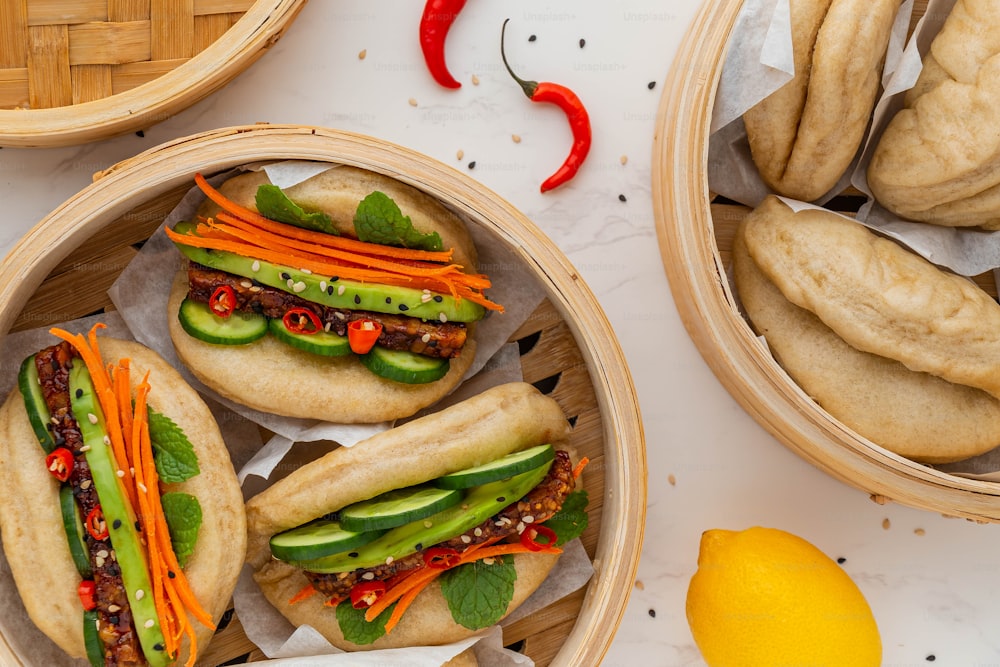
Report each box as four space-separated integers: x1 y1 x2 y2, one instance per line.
528 34 536 42
354 294 361 305
415 543 423 551
468 161 476 169
618 194 627 202
153 643 165 652
496 496 506 503
579 38 586 48
433 295 443 302
136 130 145 137
327 285 335 295
280 272 291 281
135 521 142 532
112 519 122 530
648 81 656 90
349 552 359 558
330 276 340 282
109 615 119 625
168 570 176 579
836 557 846 564
399 304 409 311
385 296 392 304
926 656 936 662
75 388 84 399
648 608 656 618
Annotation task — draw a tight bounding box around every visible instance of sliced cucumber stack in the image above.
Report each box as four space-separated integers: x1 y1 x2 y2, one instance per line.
360 346 450 384
178 298 268 345
270 520 386 562
268 317 351 357
434 444 556 490
339 485 463 532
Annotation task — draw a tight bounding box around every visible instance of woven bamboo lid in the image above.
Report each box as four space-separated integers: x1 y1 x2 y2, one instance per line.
653 0 1000 523
0 124 644 665
0 1 307 147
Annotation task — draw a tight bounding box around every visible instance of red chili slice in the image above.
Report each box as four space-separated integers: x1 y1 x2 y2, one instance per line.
423 546 462 569
282 308 323 335
77 580 97 611
347 319 383 354
86 507 109 541
209 284 237 318
520 524 558 552
349 580 387 609
45 447 73 483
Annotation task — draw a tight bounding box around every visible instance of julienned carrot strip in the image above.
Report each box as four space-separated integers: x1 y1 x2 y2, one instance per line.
210 214 464 277
289 583 319 605
193 173 456 263
364 567 442 622
383 579 430 635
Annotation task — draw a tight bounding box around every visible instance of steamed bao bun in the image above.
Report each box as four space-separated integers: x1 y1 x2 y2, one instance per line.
168 166 482 423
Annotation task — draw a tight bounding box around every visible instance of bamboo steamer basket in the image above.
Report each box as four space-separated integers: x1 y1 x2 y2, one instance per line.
652 0 1000 523
0 1 307 147
0 124 643 665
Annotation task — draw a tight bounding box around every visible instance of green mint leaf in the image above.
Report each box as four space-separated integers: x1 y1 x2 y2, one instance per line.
439 556 517 630
147 407 200 484
353 191 443 251
336 599 394 645
161 492 202 567
255 184 337 235
544 490 590 546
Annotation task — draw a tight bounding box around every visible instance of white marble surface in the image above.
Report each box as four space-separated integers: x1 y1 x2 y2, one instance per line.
2 1 1000 665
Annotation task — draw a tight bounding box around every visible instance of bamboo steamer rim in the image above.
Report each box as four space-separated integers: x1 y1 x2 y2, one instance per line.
0 123 645 665
652 0 1000 522
0 1 308 148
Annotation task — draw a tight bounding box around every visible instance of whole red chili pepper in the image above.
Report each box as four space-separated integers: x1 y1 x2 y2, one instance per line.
500 19 592 193
419 0 467 89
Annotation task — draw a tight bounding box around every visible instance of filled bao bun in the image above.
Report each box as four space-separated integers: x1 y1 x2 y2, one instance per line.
246 382 574 650
167 166 485 423
734 197 1000 463
0 337 245 664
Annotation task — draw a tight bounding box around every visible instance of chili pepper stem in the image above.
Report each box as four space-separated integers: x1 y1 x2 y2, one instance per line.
500 18 538 99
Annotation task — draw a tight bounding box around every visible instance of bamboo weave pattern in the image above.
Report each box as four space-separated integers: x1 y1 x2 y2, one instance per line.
0 0 253 109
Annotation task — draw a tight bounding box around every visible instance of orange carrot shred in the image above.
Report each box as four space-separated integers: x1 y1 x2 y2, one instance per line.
572 457 589 480
289 584 319 605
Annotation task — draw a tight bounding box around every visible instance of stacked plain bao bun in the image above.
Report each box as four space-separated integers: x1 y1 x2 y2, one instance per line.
868 0 1000 227
734 197 1000 463
742 0 898 201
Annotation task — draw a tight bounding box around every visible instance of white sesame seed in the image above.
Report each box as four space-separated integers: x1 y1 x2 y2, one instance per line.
251 260 261 272
424 521 433 528
97 550 108 559
474 527 482 537
337 285 346 296
95 556 105 568
439 312 448 323
300 268 312 275
286 278 295 289
292 281 307 293
324 322 332 332
335 311 347 320
144 619 155 628
421 333 432 343
80 480 92 490
240 280 253 288
80 445 91 452
386 556 394 565
421 293 432 303
319 281 327 291
135 589 145 601
516 522 525 533
116 470 125 478
362 572 375 580
87 413 98 424
137 482 148 493
523 515 535 524
250 285 262 293
484 557 496 565
108 605 120 613
461 535 472 544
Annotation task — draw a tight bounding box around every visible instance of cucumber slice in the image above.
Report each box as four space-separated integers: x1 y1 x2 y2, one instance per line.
83 610 104 667
270 519 385 562
177 297 268 345
17 355 55 453
60 486 92 578
434 444 556 490
339 485 463 532
268 317 351 357
360 347 449 384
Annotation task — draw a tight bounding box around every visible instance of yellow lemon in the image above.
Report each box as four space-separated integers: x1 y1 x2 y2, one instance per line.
686 526 881 667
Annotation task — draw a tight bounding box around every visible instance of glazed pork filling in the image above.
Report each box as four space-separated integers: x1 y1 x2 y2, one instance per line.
36 342 146 667
186 264 468 358
304 450 576 603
